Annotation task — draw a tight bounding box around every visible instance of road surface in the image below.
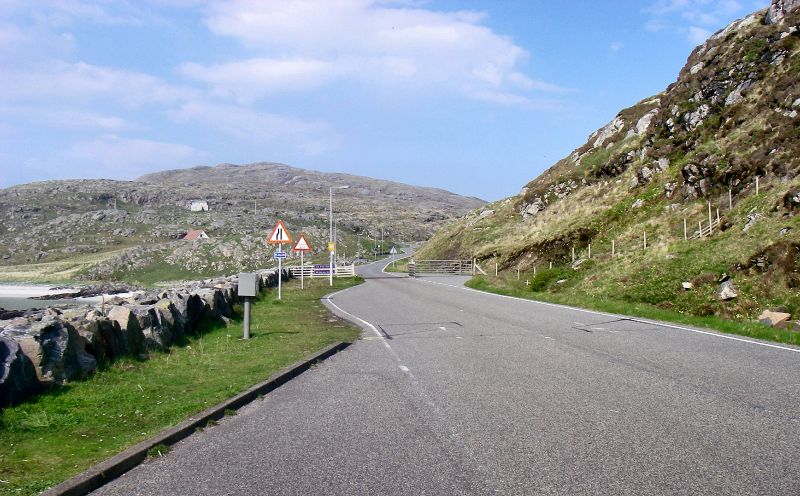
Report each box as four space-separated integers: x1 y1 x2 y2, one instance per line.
94 260 800 495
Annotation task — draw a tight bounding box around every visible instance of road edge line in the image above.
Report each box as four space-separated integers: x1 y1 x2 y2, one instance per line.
322 285 384 340
40 341 351 496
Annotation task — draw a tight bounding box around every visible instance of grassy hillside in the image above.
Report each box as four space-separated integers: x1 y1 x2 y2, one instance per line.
418 5 800 325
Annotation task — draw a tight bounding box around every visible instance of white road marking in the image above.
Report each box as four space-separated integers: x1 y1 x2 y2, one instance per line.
323 286 390 350
439 326 447 331
456 336 463 339
411 278 800 355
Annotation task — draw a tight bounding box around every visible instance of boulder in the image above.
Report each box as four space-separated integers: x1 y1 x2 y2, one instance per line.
29 319 97 384
758 310 792 328
716 280 739 301
743 211 763 232
155 298 187 342
185 293 207 332
520 198 546 219
130 305 173 351
0 336 41 407
107 306 146 357
682 282 694 290
77 318 119 363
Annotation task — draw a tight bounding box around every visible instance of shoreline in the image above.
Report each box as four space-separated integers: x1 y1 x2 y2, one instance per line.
0 284 79 299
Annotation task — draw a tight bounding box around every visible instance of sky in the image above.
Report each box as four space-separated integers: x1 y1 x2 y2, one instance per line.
0 0 771 201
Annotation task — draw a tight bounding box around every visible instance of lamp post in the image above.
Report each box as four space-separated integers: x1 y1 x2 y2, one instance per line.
330 185 349 286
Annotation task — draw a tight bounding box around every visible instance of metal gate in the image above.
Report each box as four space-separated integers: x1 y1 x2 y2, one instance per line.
407 259 486 277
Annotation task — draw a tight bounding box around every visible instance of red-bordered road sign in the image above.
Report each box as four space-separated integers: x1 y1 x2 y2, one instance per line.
267 220 293 245
293 234 312 252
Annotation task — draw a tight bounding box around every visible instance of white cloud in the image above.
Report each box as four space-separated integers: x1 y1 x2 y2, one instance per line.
179 58 337 102
167 101 340 155
687 25 713 43
187 0 564 105
0 61 197 107
644 0 768 43
0 106 133 131
61 135 207 174
609 41 624 51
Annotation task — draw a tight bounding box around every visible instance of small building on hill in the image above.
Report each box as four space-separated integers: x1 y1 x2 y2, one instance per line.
190 201 209 212
183 229 210 240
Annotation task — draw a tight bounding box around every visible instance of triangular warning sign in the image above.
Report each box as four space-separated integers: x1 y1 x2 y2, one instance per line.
293 234 312 252
267 220 293 245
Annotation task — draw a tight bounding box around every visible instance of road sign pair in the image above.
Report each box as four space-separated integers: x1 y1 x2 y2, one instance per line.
267 220 313 252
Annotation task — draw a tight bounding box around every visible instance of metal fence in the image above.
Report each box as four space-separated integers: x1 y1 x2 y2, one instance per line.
407 259 486 277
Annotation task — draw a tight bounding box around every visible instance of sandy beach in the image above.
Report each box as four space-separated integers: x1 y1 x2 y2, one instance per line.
0 284 80 298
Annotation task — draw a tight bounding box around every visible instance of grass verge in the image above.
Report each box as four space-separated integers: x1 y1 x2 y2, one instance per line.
466 275 800 347
0 277 362 495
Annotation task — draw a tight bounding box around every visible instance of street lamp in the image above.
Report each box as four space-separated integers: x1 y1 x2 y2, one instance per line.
330 185 349 285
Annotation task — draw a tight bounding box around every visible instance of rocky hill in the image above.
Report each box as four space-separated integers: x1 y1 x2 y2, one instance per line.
418 0 800 323
0 162 484 283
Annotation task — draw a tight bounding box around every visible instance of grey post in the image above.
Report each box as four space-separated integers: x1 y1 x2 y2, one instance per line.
238 273 258 339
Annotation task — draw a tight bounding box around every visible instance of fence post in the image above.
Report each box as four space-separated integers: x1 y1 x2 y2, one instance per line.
729 189 732 209
495 263 498 277
708 202 713 235
588 243 591 259
572 246 575 262
612 239 615 257
517 267 520 280
472 258 476 276
534 265 537 276
549 261 553 269
716 208 720 224
756 176 760 195
643 229 647 249
683 218 688 240
699 220 703 237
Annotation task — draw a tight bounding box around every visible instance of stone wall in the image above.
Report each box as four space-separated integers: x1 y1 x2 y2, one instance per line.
0 269 290 408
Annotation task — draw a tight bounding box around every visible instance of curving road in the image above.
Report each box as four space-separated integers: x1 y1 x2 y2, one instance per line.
94 259 800 495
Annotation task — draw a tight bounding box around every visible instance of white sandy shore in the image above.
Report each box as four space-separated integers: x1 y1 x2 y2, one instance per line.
0 285 79 298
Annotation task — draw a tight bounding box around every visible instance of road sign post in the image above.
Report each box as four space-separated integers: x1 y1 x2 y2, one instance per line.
268 220 293 301
293 234 312 290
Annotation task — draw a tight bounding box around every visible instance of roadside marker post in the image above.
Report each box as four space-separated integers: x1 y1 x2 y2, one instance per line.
293 234 313 290
237 273 258 339
268 220 293 300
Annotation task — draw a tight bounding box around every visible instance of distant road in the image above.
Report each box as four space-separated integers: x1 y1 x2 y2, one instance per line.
95 259 800 495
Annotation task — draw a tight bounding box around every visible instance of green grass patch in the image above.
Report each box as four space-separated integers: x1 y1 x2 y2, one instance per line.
382 257 410 274
0 277 362 495
466 276 800 347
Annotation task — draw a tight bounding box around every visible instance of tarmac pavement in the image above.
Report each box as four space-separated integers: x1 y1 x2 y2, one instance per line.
93 259 800 495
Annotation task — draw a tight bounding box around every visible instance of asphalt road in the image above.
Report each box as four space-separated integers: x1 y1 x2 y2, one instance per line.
94 260 800 495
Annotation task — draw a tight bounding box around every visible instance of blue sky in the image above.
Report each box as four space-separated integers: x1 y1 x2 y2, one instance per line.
0 0 770 201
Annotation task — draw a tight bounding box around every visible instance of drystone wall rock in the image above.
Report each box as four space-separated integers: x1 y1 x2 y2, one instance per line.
0 268 291 407
0 337 40 408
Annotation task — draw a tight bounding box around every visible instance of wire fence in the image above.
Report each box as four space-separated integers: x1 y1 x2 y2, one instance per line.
496 177 780 278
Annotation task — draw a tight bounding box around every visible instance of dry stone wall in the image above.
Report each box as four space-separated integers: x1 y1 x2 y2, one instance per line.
0 269 291 408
